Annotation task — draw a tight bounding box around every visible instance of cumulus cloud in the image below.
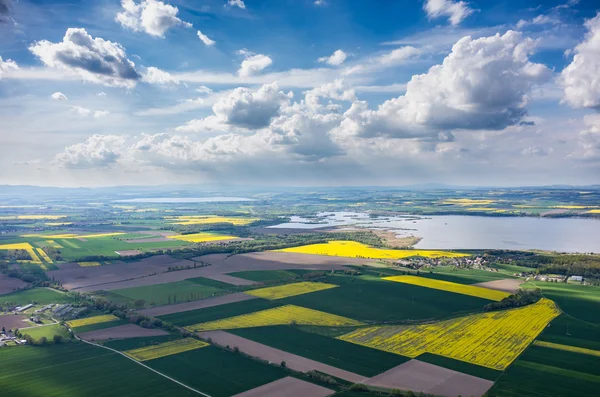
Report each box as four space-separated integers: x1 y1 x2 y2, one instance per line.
143 66 179 84
29 28 141 88
54 135 125 168
424 0 474 26
560 13 600 109
0 55 18 79
51 92 68 100
197 30 215 46
318 50 348 66
227 0 246 9
336 31 550 140
70 106 91 116
238 51 273 77
522 146 552 156
314 0 326 5
97 92 107 97
571 114 600 161
94 110 110 118
116 0 192 38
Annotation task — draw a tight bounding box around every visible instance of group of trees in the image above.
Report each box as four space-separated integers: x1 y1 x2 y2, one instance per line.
484 289 542 312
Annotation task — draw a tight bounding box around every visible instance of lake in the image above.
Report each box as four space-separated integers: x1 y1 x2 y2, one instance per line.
269 212 600 253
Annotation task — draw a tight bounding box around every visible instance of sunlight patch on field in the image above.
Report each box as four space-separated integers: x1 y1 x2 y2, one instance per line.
44 222 73 226
245 282 338 300
167 232 238 243
533 340 600 357
67 314 119 328
124 338 209 361
383 275 510 301
339 298 560 370
185 304 364 332
165 215 259 225
275 240 468 260
78 261 102 267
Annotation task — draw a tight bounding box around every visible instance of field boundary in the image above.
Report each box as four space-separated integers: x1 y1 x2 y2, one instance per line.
74 335 212 396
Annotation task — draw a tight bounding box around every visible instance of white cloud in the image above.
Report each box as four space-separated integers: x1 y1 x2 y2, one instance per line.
54 135 126 168
70 106 91 116
29 28 140 88
116 0 192 38
97 92 107 97
318 50 348 66
571 114 600 161
238 53 273 77
375 46 421 65
143 66 179 84
196 86 213 94
522 146 552 156
94 110 110 118
314 0 326 5
0 55 18 79
424 0 474 26
336 31 550 140
197 30 215 46
51 92 68 101
560 13 600 109
227 0 246 9
12 159 41 166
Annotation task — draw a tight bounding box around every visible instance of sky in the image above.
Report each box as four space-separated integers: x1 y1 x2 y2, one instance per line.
0 0 599 187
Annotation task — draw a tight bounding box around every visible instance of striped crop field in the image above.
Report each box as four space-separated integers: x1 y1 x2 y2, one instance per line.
339 298 561 370
167 232 238 243
0 242 43 265
185 304 364 332
78 261 102 267
165 215 259 226
533 340 600 357
275 240 468 260
35 248 53 264
67 314 120 328
124 338 209 361
45 240 63 248
383 275 510 301
245 282 338 300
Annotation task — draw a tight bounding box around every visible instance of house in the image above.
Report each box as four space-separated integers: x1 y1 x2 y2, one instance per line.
569 275 583 282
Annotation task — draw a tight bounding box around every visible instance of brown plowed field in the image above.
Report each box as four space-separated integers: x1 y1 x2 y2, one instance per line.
0 315 30 330
232 377 334 397
78 324 168 341
0 275 30 295
474 278 523 293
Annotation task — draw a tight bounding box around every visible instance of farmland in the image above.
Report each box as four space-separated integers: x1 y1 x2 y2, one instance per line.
67 314 120 328
244 281 338 300
109 280 223 307
0 287 71 305
124 338 209 361
276 240 469 259
167 232 239 243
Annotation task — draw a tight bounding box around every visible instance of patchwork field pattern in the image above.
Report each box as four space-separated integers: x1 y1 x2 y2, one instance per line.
384 275 510 301
35 248 53 264
167 232 238 243
124 338 208 361
166 215 259 225
275 240 468 259
0 242 43 266
339 298 560 370
67 314 120 328
0 215 66 220
185 304 364 332
533 340 600 357
245 282 338 300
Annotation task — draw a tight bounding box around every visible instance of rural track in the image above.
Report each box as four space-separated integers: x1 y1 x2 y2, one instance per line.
72 332 213 397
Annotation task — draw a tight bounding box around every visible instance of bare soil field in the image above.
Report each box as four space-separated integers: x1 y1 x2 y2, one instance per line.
116 250 143 256
0 275 30 295
54 262 84 270
474 278 523 293
232 377 334 397
78 324 168 341
0 315 30 330
198 330 367 383
67 252 367 292
139 293 256 317
364 359 493 397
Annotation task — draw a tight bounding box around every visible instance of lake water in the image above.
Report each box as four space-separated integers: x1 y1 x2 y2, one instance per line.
270 212 600 253
113 197 254 203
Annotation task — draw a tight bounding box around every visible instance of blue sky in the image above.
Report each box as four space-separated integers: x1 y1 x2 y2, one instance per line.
0 0 599 187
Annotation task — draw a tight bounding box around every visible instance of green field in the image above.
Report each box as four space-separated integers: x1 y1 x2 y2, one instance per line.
110 280 223 308
187 276 240 290
488 345 600 397
103 335 180 351
0 288 71 305
71 319 129 334
230 325 409 376
19 323 70 343
159 299 280 326
56 237 190 261
419 267 516 284
228 270 311 283
538 314 600 350
416 353 502 381
280 275 489 322
146 346 288 397
0 343 196 396
522 282 600 324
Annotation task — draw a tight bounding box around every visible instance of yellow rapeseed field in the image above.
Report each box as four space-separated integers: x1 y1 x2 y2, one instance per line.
533 340 600 357
0 215 66 220
552 205 596 209
186 304 364 332
167 232 238 243
587 209 600 214
339 298 560 370
45 240 63 249
383 275 510 301
275 241 468 260
124 338 208 361
465 207 499 211
67 314 119 328
166 215 259 226
245 282 338 300
0 242 43 266
78 261 102 267
35 248 53 264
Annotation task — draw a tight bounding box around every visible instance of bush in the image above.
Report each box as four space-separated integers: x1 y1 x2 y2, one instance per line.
349 383 369 392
